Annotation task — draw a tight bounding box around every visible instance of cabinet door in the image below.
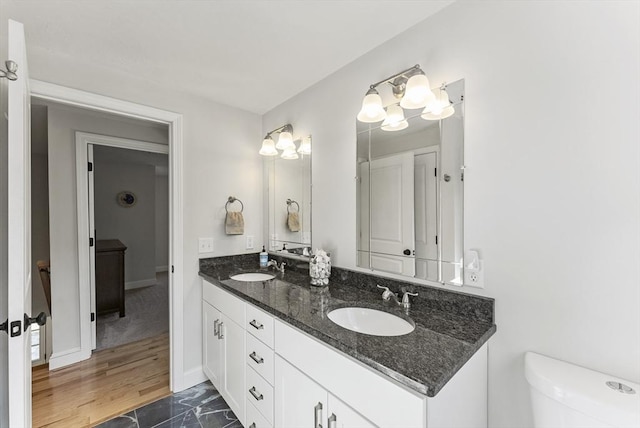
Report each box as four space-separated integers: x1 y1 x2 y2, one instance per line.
275 355 327 428
203 301 222 386
221 314 246 425
328 393 378 428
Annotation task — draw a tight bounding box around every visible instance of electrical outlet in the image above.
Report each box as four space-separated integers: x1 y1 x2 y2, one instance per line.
464 269 484 288
246 235 254 250
198 237 213 253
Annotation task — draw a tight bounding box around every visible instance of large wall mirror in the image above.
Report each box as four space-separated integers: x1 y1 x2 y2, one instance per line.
357 79 464 286
266 137 312 257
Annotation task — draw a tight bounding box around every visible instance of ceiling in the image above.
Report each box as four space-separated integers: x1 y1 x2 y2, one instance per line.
3 0 453 114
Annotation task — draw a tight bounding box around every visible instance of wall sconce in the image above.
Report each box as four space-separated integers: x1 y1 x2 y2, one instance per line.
356 64 454 129
259 124 311 159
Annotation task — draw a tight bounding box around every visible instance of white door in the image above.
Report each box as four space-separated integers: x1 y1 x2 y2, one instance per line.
87 144 97 349
275 355 327 428
369 152 415 276
202 301 222 386
414 152 438 281
6 19 33 428
220 315 245 423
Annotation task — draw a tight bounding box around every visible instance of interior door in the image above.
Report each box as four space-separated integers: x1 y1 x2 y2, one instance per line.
414 152 438 281
369 152 415 276
87 144 97 349
6 19 33 427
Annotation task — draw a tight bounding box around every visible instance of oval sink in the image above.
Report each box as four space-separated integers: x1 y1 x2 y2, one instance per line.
230 273 275 282
327 307 415 336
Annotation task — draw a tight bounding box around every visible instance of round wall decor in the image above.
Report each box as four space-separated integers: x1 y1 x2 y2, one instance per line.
117 191 137 207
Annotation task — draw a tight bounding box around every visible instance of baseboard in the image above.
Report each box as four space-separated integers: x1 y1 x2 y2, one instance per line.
178 366 207 392
156 265 169 273
125 278 157 290
48 346 91 370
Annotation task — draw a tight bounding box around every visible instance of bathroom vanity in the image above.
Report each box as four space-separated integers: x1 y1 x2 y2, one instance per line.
199 254 495 428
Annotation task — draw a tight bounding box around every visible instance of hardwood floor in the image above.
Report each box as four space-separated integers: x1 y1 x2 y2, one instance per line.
32 333 170 427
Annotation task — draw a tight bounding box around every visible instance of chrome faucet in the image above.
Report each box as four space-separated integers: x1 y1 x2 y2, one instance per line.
267 259 286 273
376 285 418 309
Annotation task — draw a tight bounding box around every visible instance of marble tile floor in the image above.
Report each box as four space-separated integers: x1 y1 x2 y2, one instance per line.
96 381 243 428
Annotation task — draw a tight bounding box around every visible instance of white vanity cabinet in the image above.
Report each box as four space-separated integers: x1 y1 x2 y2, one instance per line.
202 279 488 428
202 281 246 426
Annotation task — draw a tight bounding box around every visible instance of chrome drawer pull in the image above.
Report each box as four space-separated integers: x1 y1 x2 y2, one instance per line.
249 319 264 330
248 424 256 428
218 322 224 339
328 413 337 428
249 351 264 364
314 402 323 428
213 319 219 336
249 386 264 401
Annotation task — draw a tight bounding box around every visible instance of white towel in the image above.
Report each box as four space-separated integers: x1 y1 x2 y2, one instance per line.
287 212 300 232
225 211 244 235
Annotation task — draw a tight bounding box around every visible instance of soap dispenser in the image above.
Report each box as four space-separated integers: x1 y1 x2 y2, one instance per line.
260 246 268 267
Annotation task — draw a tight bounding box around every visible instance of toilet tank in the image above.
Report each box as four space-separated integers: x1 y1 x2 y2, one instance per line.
524 352 640 428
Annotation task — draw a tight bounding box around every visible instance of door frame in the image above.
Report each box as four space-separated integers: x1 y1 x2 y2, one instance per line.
76 132 170 351
30 79 185 391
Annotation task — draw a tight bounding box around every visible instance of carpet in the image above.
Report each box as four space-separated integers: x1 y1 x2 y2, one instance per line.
96 271 169 350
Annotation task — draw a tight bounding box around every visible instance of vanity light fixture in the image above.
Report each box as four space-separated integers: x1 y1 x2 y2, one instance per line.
259 124 294 157
357 64 456 129
259 124 312 158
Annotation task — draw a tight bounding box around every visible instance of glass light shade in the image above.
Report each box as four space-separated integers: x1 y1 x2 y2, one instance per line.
276 131 295 150
297 136 312 155
357 91 387 123
400 74 434 109
421 88 454 120
259 137 278 156
281 147 299 160
381 104 409 131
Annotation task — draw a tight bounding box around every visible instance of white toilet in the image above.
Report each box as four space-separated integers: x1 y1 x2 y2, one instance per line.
525 352 640 428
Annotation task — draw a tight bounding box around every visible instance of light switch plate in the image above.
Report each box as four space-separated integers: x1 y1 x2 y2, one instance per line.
246 235 254 250
198 237 213 253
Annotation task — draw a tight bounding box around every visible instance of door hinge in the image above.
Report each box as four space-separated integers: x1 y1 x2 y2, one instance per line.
435 235 438 245
461 171 464 181
88 162 93 172
90 237 94 247
91 312 95 322
171 265 174 273
434 168 437 177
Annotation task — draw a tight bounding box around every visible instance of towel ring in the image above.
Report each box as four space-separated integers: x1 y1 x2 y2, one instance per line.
226 196 244 213
286 199 300 213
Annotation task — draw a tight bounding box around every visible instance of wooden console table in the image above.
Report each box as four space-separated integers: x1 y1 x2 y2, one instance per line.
96 239 127 317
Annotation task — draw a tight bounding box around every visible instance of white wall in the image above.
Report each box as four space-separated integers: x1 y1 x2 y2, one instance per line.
155 172 169 270
262 2 640 427
93 157 156 286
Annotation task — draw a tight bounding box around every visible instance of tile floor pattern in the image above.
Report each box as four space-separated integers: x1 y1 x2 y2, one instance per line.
96 381 243 428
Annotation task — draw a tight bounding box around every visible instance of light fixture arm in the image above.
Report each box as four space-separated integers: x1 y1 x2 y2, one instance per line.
264 123 293 139
367 64 421 91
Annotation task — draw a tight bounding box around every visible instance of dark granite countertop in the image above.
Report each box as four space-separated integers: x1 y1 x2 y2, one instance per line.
199 254 496 397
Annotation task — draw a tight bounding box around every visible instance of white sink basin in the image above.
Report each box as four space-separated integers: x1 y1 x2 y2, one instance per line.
230 273 275 282
327 307 415 336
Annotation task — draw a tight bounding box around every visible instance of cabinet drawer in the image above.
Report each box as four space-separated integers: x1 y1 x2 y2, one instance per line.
246 333 275 385
246 304 274 348
246 366 274 424
246 399 273 428
203 280 245 325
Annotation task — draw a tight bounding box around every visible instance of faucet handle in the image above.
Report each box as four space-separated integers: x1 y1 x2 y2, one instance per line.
402 291 418 303
376 285 395 300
